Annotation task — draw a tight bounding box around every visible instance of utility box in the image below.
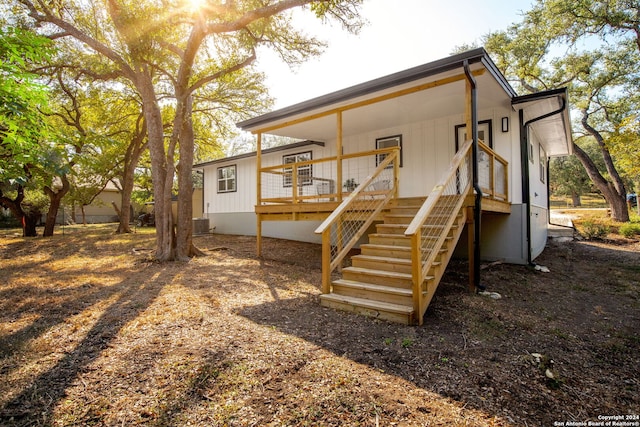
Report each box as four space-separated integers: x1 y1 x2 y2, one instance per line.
192 218 210 235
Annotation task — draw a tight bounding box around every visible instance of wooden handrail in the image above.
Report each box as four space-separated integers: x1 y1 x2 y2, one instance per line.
404 139 473 236
315 148 398 235
477 140 509 203
478 140 508 166
259 146 400 173
315 148 399 293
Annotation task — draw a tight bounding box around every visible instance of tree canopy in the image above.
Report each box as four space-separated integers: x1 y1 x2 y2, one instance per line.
5 0 364 257
482 0 640 222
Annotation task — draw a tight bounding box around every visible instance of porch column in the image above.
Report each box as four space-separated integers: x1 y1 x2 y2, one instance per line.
336 111 343 202
464 60 482 292
256 132 262 257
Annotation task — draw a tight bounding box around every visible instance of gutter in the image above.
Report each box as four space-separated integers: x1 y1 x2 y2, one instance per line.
520 97 568 264
463 60 484 292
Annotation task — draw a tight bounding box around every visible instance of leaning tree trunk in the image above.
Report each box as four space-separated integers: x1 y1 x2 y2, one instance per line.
0 185 41 237
577 112 629 222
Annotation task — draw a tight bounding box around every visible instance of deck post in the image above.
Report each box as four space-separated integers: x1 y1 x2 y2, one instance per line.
321 230 331 293
393 148 400 199
466 206 475 292
256 132 262 257
464 60 482 292
336 111 343 202
411 232 423 325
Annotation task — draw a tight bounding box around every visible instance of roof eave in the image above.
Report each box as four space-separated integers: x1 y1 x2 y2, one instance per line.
238 48 515 132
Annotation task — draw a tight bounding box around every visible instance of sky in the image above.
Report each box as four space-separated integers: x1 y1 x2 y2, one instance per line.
257 0 535 109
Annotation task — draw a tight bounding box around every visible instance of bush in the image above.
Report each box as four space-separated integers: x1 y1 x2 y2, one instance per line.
580 220 610 240
619 222 640 238
0 212 20 228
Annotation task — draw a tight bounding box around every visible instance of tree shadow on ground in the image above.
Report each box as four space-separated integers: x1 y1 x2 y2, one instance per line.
0 264 177 426
237 240 640 426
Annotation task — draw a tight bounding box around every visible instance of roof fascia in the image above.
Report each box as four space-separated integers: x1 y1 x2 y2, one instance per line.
512 87 568 105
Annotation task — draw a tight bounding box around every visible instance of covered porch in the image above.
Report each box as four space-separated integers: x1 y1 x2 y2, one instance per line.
239 48 517 324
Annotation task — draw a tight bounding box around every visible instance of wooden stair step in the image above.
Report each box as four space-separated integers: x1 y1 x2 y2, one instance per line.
360 243 412 259
332 279 413 305
351 254 412 274
368 233 412 246
319 293 414 324
342 266 433 288
342 266 414 288
333 279 413 296
377 224 458 236
388 197 426 208
383 214 415 224
388 207 421 215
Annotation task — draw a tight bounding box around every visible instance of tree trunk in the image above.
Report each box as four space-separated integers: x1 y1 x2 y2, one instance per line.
571 191 581 207
116 184 133 234
43 175 70 237
116 125 146 234
175 95 203 259
572 143 629 222
0 185 41 237
81 204 87 225
578 111 629 222
138 78 175 261
23 211 40 237
71 201 77 223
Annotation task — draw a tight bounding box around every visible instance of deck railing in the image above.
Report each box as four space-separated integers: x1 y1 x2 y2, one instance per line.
259 147 400 205
314 148 400 293
404 139 473 324
478 140 508 202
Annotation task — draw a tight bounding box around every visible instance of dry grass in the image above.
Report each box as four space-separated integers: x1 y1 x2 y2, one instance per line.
1 224 639 426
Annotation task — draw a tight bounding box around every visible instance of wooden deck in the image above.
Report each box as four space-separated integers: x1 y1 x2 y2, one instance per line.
255 194 510 221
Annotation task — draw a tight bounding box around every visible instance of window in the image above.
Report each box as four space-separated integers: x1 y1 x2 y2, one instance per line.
529 141 534 164
217 165 236 193
283 151 312 187
376 135 403 168
539 145 547 183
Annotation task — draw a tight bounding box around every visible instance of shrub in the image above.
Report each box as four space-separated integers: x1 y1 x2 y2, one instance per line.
619 222 640 238
580 220 610 240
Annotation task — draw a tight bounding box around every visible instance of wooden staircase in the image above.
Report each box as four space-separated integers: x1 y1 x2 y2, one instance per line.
319 197 468 324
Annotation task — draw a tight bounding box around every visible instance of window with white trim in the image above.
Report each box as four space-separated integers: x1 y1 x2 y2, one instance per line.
283 151 312 187
217 165 236 193
376 135 403 168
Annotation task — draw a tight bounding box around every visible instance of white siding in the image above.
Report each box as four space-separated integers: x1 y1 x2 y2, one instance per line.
201 106 526 252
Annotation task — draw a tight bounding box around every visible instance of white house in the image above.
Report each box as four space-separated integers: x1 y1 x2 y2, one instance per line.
195 48 572 325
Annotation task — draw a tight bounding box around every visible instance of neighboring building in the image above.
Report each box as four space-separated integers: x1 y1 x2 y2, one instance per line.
62 181 122 224
195 48 573 324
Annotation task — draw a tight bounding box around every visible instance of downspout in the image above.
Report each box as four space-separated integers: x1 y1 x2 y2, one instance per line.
463 61 484 291
521 97 567 264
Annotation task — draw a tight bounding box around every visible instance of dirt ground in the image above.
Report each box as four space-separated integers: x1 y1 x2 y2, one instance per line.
0 224 638 426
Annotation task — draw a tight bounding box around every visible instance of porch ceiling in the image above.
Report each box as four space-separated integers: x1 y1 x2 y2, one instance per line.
513 88 573 157
246 64 512 141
